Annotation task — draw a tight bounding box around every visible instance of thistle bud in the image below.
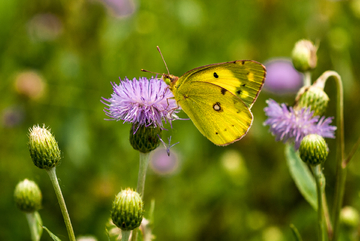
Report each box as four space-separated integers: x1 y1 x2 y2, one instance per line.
28 125 61 170
340 206 360 229
294 85 329 116
130 123 162 153
299 134 328 166
14 179 42 212
111 189 144 231
292 40 317 72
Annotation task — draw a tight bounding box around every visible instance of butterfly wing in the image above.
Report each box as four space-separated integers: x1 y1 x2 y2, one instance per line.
174 81 253 146
174 60 266 109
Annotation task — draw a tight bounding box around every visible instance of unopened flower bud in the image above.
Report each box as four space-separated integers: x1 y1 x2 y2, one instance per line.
299 134 328 165
341 206 360 229
295 85 329 116
292 40 317 72
111 189 144 231
28 125 61 169
130 123 162 153
14 179 42 212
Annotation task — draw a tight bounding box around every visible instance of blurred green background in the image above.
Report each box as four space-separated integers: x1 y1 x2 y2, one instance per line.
1 0 360 240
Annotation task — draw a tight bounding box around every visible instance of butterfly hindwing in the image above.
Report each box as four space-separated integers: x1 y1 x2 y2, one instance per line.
176 60 266 109
175 81 253 146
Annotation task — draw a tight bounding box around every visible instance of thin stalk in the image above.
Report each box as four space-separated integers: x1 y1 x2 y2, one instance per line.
47 167 76 241
122 230 131 241
313 165 326 241
25 212 40 241
136 152 151 197
304 71 312 86
344 136 360 166
322 192 333 239
131 152 150 241
316 71 345 241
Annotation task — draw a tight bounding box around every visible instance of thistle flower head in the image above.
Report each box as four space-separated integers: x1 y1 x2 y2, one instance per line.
294 85 329 116
14 179 42 212
292 39 318 72
129 123 162 153
111 188 144 231
264 59 303 95
28 125 61 169
299 134 329 165
102 76 179 129
264 99 336 149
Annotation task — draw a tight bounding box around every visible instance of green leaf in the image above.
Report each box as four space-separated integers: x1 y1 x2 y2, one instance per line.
43 226 62 241
290 224 303 241
285 144 317 210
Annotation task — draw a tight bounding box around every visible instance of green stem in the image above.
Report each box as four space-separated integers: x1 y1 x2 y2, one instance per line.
47 167 76 241
313 165 326 241
322 191 333 239
136 152 151 197
131 152 151 241
304 71 312 86
25 212 40 241
122 230 131 241
316 71 345 241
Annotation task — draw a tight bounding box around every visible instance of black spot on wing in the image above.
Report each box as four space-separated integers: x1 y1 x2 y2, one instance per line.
221 88 227 95
213 102 223 112
241 60 245 65
213 72 219 78
236 83 246 96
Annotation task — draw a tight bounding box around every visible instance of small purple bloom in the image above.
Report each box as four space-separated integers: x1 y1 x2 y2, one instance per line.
264 58 303 95
264 99 336 149
102 76 179 129
150 147 179 175
101 0 136 17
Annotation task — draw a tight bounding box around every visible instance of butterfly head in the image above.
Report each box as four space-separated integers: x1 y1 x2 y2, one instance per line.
162 74 179 89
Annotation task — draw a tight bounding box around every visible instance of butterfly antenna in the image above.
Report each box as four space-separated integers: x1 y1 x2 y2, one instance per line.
157 46 170 75
141 69 161 75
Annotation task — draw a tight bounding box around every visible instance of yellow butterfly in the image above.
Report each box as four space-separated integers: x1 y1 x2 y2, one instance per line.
145 49 266 146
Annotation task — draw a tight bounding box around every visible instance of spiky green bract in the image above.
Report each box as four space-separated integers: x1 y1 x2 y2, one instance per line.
130 123 162 153
295 86 329 116
14 179 42 212
28 125 61 170
299 134 328 165
292 39 317 72
111 189 144 231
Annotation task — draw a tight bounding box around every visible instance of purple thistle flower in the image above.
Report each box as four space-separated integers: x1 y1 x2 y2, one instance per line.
101 76 179 130
264 58 303 95
264 99 336 149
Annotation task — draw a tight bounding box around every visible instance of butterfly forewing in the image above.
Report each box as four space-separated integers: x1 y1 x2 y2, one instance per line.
176 60 266 109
